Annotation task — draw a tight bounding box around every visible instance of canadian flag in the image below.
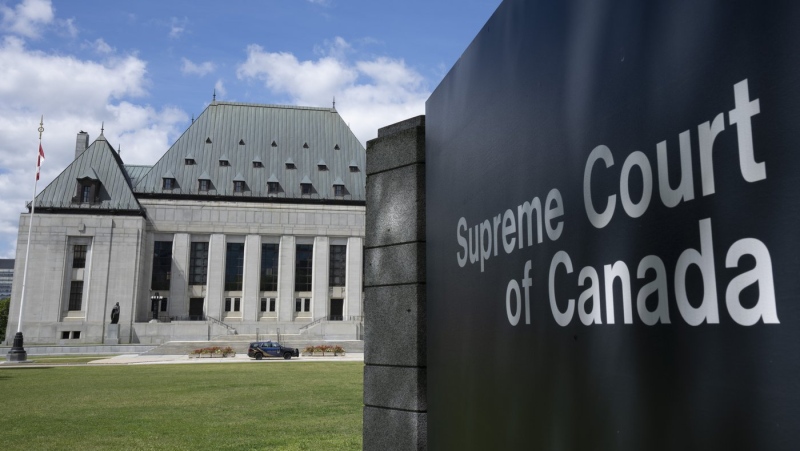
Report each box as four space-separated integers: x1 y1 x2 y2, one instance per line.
36 143 45 181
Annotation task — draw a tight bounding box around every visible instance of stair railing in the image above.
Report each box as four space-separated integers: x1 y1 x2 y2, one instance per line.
207 316 237 335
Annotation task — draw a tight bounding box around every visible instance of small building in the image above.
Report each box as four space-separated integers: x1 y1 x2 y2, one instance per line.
0 259 13 299
5 102 365 345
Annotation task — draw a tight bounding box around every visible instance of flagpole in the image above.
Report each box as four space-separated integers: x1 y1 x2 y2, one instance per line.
7 116 44 363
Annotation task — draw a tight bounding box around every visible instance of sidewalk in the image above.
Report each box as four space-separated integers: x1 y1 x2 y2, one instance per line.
89 352 364 365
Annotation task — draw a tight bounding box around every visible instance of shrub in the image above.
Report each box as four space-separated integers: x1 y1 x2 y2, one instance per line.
189 346 235 358
302 345 344 357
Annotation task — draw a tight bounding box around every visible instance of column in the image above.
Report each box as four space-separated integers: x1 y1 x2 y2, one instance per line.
312 236 330 320
170 233 190 318
206 234 225 318
138 236 155 321
242 234 261 321
86 219 112 325
363 116 427 450
277 235 295 322
345 236 363 317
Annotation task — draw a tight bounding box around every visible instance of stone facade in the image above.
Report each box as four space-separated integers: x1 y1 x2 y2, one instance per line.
5 102 366 345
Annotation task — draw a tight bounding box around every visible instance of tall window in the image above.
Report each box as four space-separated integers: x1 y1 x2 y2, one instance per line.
329 244 346 287
189 242 209 285
151 241 172 290
75 181 100 204
260 243 279 291
72 245 87 269
68 281 83 310
295 244 313 292
225 243 245 291
81 185 92 203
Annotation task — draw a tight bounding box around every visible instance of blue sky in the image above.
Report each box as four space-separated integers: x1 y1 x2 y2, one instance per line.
0 0 501 258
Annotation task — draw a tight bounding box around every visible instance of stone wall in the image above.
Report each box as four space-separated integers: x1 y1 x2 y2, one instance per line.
6 198 366 345
5 214 145 344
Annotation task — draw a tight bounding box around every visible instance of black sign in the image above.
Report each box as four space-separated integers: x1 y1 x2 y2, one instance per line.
426 1 800 449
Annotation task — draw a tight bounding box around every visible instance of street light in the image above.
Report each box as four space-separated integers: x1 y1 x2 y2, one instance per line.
150 292 163 322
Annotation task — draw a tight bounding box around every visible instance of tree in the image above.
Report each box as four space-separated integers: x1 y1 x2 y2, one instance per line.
0 298 9 341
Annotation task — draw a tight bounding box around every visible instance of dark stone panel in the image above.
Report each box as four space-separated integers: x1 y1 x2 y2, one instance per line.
377 115 425 139
366 125 426 176
364 365 427 411
364 242 426 287
365 164 425 248
364 284 426 367
363 406 427 451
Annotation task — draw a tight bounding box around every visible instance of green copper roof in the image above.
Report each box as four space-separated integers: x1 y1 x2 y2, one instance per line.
34 139 142 212
123 165 152 187
133 102 366 201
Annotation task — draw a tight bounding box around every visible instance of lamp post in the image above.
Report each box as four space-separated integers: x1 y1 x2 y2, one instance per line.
150 292 163 322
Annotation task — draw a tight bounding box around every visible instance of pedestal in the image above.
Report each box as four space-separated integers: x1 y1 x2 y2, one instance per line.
105 324 120 345
6 332 28 362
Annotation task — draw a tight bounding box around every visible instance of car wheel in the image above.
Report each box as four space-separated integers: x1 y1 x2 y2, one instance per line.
283 352 292 360
255 353 263 360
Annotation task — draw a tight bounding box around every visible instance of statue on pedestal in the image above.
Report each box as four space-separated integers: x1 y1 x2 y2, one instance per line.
110 302 120 324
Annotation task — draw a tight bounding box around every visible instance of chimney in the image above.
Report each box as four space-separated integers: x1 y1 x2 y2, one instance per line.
75 131 89 159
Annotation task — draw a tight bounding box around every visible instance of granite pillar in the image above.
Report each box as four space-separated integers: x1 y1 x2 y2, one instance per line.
363 115 427 450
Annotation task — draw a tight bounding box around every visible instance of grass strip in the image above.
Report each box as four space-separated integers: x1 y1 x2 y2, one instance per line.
1 355 116 364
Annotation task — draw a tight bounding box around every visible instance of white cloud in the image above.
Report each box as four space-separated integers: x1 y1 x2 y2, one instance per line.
238 46 357 103
92 38 113 54
0 36 148 112
181 57 215 76
0 36 188 258
236 37 428 145
214 79 226 99
106 102 188 164
313 36 351 60
0 0 54 39
60 16 77 38
169 17 187 39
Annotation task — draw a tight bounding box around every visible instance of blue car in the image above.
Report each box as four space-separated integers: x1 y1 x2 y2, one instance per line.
247 341 300 360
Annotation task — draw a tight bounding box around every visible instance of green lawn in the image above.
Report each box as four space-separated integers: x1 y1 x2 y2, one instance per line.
0 362 363 450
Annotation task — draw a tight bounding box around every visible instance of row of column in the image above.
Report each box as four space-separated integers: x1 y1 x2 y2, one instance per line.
160 234 363 322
